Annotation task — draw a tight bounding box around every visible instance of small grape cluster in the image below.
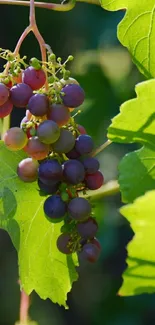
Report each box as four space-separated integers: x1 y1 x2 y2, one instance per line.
1 52 104 264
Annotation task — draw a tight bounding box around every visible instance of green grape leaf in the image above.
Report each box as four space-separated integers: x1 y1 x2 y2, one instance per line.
120 190 155 296
108 79 155 146
0 141 78 308
119 146 155 203
100 0 155 78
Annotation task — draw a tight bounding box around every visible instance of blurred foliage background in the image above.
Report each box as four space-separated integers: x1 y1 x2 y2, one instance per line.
0 2 154 325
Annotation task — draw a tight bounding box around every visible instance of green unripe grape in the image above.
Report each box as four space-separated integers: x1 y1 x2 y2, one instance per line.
68 55 74 61
49 53 56 61
63 70 71 80
60 77 79 86
3 127 28 151
37 120 60 144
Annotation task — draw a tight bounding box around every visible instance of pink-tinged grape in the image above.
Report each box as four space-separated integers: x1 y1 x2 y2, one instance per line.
38 179 60 195
79 242 101 263
17 158 39 182
44 195 67 220
38 159 62 185
52 129 75 154
0 99 13 118
61 84 85 108
85 171 104 190
28 94 49 117
3 127 28 151
47 104 70 127
0 83 9 106
68 197 91 221
22 67 46 90
66 147 80 159
57 233 73 254
37 120 60 144
26 109 32 120
10 83 33 107
82 157 99 174
24 136 50 160
75 134 94 155
63 159 85 185
5 80 12 89
77 217 98 239
78 124 87 135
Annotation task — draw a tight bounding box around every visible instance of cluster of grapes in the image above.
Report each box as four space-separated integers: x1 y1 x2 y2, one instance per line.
1 53 104 263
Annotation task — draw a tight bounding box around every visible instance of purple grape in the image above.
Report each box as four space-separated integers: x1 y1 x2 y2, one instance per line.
44 195 67 220
38 159 63 185
28 93 49 116
77 217 98 239
38 179 60 195
10 83 33 107
63 159 85 185
61 84 85 108
0 99 13 118
66 147 80 159
79 242 101 263
82 157 99 174
0 83 9 106
85 171 104 190
75 135 94 155
47 104 70 127
78 124 87 135
17 158 39 182
68 197 91 221
57 233 73 254
22 67 46 90
52 129 75 154
37 120 60 144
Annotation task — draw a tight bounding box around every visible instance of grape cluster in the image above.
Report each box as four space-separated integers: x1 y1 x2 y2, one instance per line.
1 53 104 264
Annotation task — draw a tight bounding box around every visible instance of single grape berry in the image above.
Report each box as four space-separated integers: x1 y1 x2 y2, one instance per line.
28 94 49 117
0 83 9 106
20 116 28 127
68 197 91 221
3 127 28 151
66 147 80 159
37 120 60 144
85 171 104 190
78 124 87 135
24 136 50 160
61 84 85 108
22 66 46 90
60 77 79 86
10 83 33 107
0 99 13 118
91 238 101 250
47 104 70 127
63 159 85 185
75 135 94 155
77 217 98 239
79 242 101 263
52 129 75 154
17 158 39 182
57 233 73 254
82 157 99 174
44 195 67 220
38 159 62 185
38 179 60 195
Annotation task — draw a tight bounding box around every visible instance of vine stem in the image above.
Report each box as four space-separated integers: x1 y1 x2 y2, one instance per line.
0 0 100 10
92 139 112 157
19 288 30 323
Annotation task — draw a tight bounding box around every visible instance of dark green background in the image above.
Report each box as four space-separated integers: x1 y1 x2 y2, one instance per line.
0 2 154 325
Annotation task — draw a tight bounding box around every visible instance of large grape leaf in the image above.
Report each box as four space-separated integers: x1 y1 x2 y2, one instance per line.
119 190 155 296
108 79 155 146
0 141 78 308
119 146 155 203
108 79 155 203
100 0 155 78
